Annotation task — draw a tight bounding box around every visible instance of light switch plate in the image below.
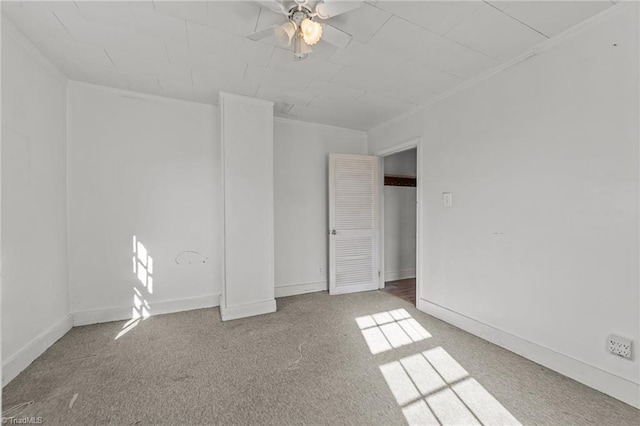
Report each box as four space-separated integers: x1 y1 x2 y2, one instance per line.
443 192 452 207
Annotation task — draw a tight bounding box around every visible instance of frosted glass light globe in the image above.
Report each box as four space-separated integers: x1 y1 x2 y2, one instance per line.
300 19 322 45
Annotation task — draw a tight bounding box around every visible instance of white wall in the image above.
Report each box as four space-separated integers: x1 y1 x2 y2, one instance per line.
67 82 221 325
1 21 70 384
383 149 417 281
370 5 639 407
274 119 368 297
384 148 417 176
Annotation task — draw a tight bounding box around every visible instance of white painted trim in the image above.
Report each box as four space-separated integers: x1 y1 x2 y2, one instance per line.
377 156 385 289
274 116 367 137
275 281 327 298
219 91 274 107
331 283 379 295
418 298 640 409
68 80 218 109
368 2 632 135
1 17 66 81
219 298 277 321
65 76 73 322
219 93 276 320
375 138 422 301
219 92 228 321
415 142 423 308
2 314 73 386
376 139 421 157
1 13 3 397
267 110 276 302
384 269 416 282
72 294 219 327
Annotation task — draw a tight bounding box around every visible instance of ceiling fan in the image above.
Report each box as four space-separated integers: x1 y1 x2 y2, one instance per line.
247 0 362 61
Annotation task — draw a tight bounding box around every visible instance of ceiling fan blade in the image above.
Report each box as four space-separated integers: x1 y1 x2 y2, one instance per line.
252 0 288 16
320 24 353 49
315 1 362 19
247 25 277 41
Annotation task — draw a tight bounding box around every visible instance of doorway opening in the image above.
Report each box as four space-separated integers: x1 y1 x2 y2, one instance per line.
379 147 418 306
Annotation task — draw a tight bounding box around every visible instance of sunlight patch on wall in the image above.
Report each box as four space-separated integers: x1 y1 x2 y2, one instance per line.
133 235 153 295
116 236 154 340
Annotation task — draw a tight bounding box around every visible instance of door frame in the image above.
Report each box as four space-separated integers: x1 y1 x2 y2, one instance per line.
375 138 422 308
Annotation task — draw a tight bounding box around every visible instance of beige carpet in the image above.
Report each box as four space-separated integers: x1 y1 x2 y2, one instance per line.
3 290 639 425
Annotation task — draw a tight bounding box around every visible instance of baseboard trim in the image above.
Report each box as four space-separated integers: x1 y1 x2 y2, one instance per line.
384 269 416 282
275 281 327 298
418 298 640 408
220 298 277 321
2 314 73 386
73 294 220 326
331 283 379 295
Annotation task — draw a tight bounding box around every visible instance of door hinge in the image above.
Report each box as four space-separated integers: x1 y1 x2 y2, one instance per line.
378 271 380 277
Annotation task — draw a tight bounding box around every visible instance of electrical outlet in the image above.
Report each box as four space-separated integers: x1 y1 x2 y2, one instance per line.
318 266 323 276
607 334 633 359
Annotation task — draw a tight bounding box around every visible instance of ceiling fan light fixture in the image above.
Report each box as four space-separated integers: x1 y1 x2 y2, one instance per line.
293 31 312 61
246 0 360 61
300 18 322 45
274 20 297 47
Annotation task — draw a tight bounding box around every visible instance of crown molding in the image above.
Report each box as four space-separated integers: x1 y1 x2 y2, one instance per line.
368 1 633 135
219 91 275 108
67 80 218 109
1 16 66 81
274 116 368 137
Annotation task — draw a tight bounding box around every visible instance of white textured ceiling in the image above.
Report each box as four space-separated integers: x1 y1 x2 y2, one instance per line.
2 1 615 130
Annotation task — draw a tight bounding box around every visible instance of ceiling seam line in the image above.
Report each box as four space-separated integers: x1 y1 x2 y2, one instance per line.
388 13 498 60
163 42 171 63
413 60 461 79
51 12 73 37
242 63 248 80
443 3 485 37
254 7 262 32
305 95 317 107
364 12 394 44
484 1 550 38
266 46 276 68
104 49 117 70
185 20 190 48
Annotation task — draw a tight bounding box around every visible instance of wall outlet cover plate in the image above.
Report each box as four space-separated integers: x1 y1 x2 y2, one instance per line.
607 334 633 359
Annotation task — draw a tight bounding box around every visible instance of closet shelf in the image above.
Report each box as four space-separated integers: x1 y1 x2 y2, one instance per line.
384 175 416 187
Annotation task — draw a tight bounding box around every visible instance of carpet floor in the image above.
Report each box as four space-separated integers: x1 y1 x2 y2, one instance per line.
3 290 639 425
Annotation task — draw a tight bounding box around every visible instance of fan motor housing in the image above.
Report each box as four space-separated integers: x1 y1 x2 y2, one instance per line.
289 5 312 26
291 10 306 26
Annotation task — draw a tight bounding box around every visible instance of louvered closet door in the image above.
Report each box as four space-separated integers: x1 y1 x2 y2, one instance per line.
329 153 379 295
